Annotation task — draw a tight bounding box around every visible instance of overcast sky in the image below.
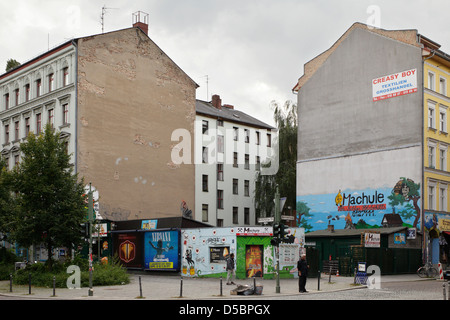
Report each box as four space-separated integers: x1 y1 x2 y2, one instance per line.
1 0 450 127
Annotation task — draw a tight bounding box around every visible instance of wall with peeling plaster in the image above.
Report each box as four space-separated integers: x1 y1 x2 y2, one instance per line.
76 27 196 221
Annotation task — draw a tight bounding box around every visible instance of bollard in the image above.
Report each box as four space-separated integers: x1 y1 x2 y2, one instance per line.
253 277 256 291
220 276 223 296
444 283 447 301
179 276 183 298
28 273 31 295
9 273 12 292
317 271 321 291
53 276 56 297
139 276 143 298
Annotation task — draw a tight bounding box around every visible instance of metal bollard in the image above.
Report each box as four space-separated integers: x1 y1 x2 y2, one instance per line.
9 273 12 292
317 271 321 291
52 276 56 297
220 276 223 296
28 273 31 295
179 276 183 298
139 276 143 298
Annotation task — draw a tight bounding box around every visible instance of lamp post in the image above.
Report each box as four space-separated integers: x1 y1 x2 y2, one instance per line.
88 182 94 296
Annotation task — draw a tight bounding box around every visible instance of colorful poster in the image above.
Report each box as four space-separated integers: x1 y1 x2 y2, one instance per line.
297 178 421 232
113 232 143 268
245 245 263 278
372 68 417 101
144 230 180 271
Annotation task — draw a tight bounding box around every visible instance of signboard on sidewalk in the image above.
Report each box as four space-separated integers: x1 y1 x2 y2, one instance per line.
372 68 417 101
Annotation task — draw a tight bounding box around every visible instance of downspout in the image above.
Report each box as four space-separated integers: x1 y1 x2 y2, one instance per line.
71 39 78 174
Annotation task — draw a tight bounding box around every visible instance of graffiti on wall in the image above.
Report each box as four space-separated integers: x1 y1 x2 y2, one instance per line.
297 177 421 232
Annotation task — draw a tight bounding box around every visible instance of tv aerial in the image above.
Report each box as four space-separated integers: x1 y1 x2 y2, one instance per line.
101 5 118 33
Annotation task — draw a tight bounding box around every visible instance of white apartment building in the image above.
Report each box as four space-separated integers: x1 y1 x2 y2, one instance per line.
195 95 275 227
0 42 77 169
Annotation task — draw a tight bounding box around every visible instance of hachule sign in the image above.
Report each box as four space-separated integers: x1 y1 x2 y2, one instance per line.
335 190 386 213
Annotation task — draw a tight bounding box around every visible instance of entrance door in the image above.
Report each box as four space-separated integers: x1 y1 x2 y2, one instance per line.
245 245 263 278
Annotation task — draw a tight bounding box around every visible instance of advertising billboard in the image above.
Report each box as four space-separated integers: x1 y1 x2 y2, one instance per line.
113 232 144 269
144 230 180 271
372 68 417 101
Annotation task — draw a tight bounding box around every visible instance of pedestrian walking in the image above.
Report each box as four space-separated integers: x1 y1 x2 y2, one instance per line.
297 254 309 293
226 253 236 285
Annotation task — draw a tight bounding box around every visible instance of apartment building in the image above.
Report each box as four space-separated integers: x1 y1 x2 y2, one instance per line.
195 95 274 227
0 14 197 223
293 22 450 265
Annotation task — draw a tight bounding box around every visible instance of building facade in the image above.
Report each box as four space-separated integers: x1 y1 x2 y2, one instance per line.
194 95 274 227
0 17 197 225
293 22 450 267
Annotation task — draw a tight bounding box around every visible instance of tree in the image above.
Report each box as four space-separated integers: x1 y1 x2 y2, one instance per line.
254 100 297 222
8 124 86 269
0 159 15 238
5 59 21 72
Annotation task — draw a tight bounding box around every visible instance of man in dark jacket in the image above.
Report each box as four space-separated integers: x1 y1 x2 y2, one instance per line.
297 254 309 293
226 253 236 285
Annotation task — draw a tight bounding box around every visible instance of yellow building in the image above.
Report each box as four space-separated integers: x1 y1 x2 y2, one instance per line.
420 36 450 263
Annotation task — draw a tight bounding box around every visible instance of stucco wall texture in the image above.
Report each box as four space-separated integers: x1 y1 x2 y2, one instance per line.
76 28 197 221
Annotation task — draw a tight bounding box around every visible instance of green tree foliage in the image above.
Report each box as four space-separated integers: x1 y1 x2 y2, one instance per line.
254 100 297 221
5 59 21 72
7 125 86 269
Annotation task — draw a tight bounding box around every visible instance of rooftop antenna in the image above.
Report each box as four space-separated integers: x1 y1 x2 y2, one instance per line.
101 5 118 33
204 75 209 101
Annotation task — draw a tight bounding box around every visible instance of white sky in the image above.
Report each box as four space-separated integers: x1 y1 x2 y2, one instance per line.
1 0 449 127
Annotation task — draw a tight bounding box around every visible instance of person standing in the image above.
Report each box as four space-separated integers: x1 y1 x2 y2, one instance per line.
226 253 236 285
297 254 309 293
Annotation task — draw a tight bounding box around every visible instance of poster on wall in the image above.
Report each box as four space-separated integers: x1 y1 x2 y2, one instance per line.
144 230 180 271
372 68 417 102
297 178 421 232
113 232 144 269
364 232 380 248
245 245 263 278
210 247 230 264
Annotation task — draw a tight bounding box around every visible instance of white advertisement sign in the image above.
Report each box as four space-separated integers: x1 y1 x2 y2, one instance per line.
372 68 417 102
364 232 380 248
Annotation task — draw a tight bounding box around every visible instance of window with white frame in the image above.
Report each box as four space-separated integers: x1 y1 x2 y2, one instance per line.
428 141 436 168
202 204 208 222
440 146 447 171
63 67 69 87
428 101 436 129
428 71 435 90
440 106 447 133
440 77 447 96
428 183 436 210
440 184 448 211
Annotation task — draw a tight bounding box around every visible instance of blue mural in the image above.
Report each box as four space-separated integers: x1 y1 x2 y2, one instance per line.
296 178 421 232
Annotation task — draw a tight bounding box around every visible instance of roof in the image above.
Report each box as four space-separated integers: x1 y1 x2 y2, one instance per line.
305 226 409 238
113 217 212 231
196 99 275 130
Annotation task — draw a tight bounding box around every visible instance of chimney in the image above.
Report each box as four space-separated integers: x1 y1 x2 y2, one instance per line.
223 104 234 109
327 224 334 233
211 94 222 110
132 11 149 35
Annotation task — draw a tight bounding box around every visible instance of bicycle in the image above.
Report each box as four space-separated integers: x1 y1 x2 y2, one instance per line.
417 262 439 278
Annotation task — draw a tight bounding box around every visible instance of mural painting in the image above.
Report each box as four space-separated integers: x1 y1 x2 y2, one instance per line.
296 178 421 232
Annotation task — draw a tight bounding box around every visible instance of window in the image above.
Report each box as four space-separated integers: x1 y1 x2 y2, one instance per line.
440 107 447 133
244 129 249 143
202 204 208 222
62 104 69 125
244 180 249 196
36 79 42 97
428 102 436 129
440 186 447 211
14 155 19 167
233 207 238 224
233 152 238 167
14 89 19 106
36 113 42 134
256 131 260 145
233 179 238 195
440 147 447 171
63 67 69 86
202 120 208 134
48 109 54 129
217 163 224 181
217 190 223 209
256 156 260 171
25 117 30 137
202 174 208 192
244 154 249 169
4 125 9 144
217 119 223 127
25 84 30 102
48 73 54 92
267 133 272 147
217 135 224 153
440 77 447 96
4 93 9 110
429 145 435 168
233 127 238 141
428 72 435 90
14 121 19 141
428 185 435 210
244 208 250 225
202 147 208 164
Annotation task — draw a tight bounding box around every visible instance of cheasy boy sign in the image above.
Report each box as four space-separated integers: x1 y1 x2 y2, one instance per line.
372 69 417 102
